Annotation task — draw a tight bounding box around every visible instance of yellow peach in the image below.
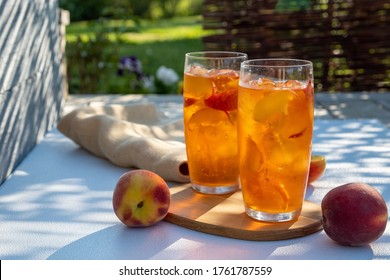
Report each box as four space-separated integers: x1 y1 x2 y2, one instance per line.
308 154 326 183
112 170 170 227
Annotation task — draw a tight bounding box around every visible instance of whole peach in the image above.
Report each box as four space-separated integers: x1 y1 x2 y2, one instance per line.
321 182 388 246
112 169 171 227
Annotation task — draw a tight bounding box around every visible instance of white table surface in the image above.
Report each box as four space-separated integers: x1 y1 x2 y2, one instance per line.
1 96 390 260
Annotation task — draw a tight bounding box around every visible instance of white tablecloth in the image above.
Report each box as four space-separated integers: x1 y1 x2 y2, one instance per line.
1 97 389 260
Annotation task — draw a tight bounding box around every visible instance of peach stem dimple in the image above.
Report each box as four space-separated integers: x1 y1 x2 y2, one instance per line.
137 201 144 208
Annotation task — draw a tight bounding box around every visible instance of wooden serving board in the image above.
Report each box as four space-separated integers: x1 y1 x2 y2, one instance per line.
164 184 323 241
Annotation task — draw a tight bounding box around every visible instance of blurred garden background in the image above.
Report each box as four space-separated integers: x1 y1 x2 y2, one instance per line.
60 0 389 94
60 0 207 94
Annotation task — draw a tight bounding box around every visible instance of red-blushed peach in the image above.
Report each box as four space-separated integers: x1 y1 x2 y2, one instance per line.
308 154 326 183
112 169 171 227
321 182 388 246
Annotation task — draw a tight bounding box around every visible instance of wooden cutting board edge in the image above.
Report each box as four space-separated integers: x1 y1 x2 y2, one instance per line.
164 184 324 241
165 212 323 241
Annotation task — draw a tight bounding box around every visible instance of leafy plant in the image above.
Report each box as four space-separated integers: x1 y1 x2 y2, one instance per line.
66 18 126 93
65 16 208 94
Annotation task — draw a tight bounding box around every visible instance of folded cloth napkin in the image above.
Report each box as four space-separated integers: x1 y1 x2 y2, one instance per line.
57 102 190 183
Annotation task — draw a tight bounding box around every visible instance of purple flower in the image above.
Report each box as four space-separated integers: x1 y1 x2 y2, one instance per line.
117 56 144 80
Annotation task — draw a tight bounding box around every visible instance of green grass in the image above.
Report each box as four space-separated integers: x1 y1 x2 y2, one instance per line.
118 39 203 75
65 16 214 93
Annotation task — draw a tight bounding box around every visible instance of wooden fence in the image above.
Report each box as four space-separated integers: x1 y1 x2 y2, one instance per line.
202 0 389 92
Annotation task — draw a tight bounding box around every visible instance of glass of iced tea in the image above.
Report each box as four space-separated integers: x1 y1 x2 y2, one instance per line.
183 51 248 194
238 59 314 222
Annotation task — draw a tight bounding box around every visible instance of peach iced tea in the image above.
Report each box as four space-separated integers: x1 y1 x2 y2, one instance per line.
183 51 248 194
238 59 314 221
183 67 240 193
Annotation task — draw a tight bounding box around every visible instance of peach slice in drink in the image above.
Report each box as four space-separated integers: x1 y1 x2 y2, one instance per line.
187 107 232 131
252 89 296 123
205 70 239 112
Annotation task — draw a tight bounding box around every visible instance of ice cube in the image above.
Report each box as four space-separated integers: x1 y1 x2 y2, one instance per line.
208 69 238 77
258 77 276 86
248 78 276 90
207 69 219 77
278 80 303 89
240 72 253 84
188 65 208 76
211 71 239 95
248 80 260 87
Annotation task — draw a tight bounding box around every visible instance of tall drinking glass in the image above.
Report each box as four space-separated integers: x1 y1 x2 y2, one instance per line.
183 51 248 194
238 59 314 221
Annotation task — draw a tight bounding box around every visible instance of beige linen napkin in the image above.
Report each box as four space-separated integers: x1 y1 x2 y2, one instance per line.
57 103 189 183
